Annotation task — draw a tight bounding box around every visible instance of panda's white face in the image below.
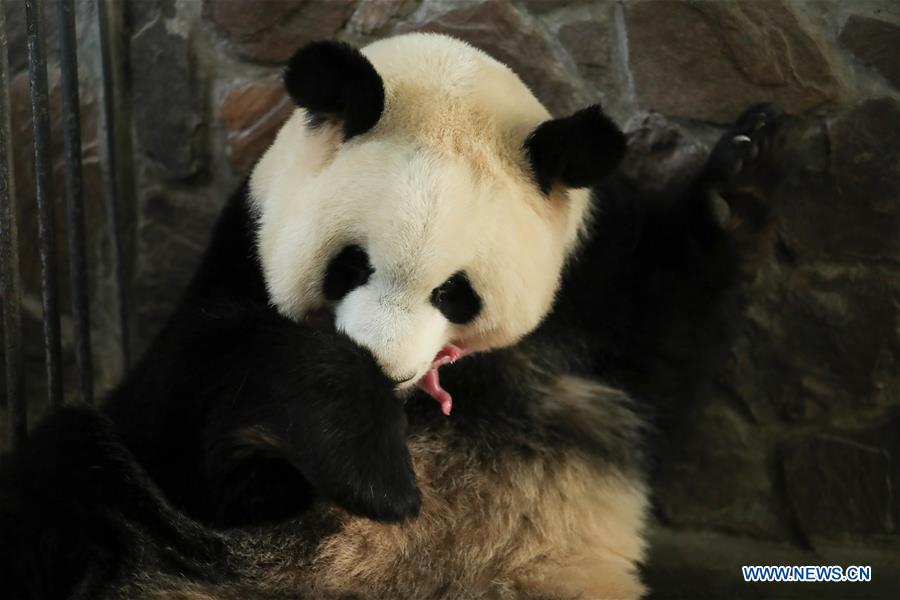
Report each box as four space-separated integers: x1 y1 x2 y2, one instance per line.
249 34 608 407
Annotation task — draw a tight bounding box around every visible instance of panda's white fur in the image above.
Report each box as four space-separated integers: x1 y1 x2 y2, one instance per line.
250 34 592 385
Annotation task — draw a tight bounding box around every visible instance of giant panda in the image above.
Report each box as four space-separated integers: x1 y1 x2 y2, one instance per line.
0 33 780 599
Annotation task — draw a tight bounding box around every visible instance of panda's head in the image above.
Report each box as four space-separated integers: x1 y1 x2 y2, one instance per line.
250 34 625 406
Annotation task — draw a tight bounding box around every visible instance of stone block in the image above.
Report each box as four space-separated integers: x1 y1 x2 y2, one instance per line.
784 434 893 539
839 15 900 90
625 0 844 122
218 77 293 175
203 0 356 63
131 16 205 180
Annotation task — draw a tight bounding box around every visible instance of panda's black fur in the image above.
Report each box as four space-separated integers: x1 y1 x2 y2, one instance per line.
0 39 781 600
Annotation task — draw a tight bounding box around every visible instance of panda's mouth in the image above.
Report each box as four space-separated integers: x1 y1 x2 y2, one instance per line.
417 344 466 416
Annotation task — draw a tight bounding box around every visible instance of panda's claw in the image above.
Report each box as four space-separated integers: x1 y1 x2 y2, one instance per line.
705 104 782 187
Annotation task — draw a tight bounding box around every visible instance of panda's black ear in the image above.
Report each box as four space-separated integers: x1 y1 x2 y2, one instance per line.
283 41 385 141
525 105 626 194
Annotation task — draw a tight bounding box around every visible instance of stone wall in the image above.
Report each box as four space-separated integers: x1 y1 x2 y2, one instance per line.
2 0 899 592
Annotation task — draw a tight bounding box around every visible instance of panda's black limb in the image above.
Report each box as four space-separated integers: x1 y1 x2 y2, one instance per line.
549 103 782 431
0 407 232 599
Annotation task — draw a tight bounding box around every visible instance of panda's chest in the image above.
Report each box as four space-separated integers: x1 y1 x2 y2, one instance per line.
307 425 647 599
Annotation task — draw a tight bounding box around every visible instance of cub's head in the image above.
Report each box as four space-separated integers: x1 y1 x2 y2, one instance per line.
250 34 625 404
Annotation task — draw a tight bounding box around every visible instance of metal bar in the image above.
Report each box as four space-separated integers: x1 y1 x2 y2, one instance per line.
26 0 64 409
57 0 93 405
97 0 132 368
0 6 26 446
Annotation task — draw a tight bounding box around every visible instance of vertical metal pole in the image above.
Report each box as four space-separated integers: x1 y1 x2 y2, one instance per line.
0 7 26 446
97 0 132 368
26 0 64 409
57 0 93 405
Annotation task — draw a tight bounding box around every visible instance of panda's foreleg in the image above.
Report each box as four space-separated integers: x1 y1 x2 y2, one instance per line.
642 104 781 404
201 320 422 527
572 105 783 419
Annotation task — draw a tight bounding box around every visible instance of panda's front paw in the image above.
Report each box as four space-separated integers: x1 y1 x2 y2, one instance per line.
706 103 782 185
294 336 422 522
321 430 422 523
310 385 421 522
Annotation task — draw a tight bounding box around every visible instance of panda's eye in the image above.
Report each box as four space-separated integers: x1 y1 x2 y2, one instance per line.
431 272 481 324
323 245 373 301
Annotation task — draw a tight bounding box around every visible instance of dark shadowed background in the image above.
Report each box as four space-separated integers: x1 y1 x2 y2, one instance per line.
1 0 899 597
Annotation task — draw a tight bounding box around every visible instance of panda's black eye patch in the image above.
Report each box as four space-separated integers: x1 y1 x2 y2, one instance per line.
323 245 373 301
431 272 481 324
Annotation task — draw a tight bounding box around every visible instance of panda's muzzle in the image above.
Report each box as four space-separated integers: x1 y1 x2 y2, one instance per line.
303 308 421 386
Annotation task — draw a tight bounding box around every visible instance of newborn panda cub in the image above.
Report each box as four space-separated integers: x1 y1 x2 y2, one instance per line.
0 33 780 600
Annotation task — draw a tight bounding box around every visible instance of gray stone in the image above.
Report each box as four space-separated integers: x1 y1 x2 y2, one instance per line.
520 0 583 14
729 267 900 423
654 407 789 539
558 16 621 104
839 15 900 89
848 415 900 530
131 0 177 30
645 526 900 599
348 0 419 36
625 0 845 123
218 77 294 175
779 98 900 262
784 434 893 538
131 16 205 180
203 0 356 64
